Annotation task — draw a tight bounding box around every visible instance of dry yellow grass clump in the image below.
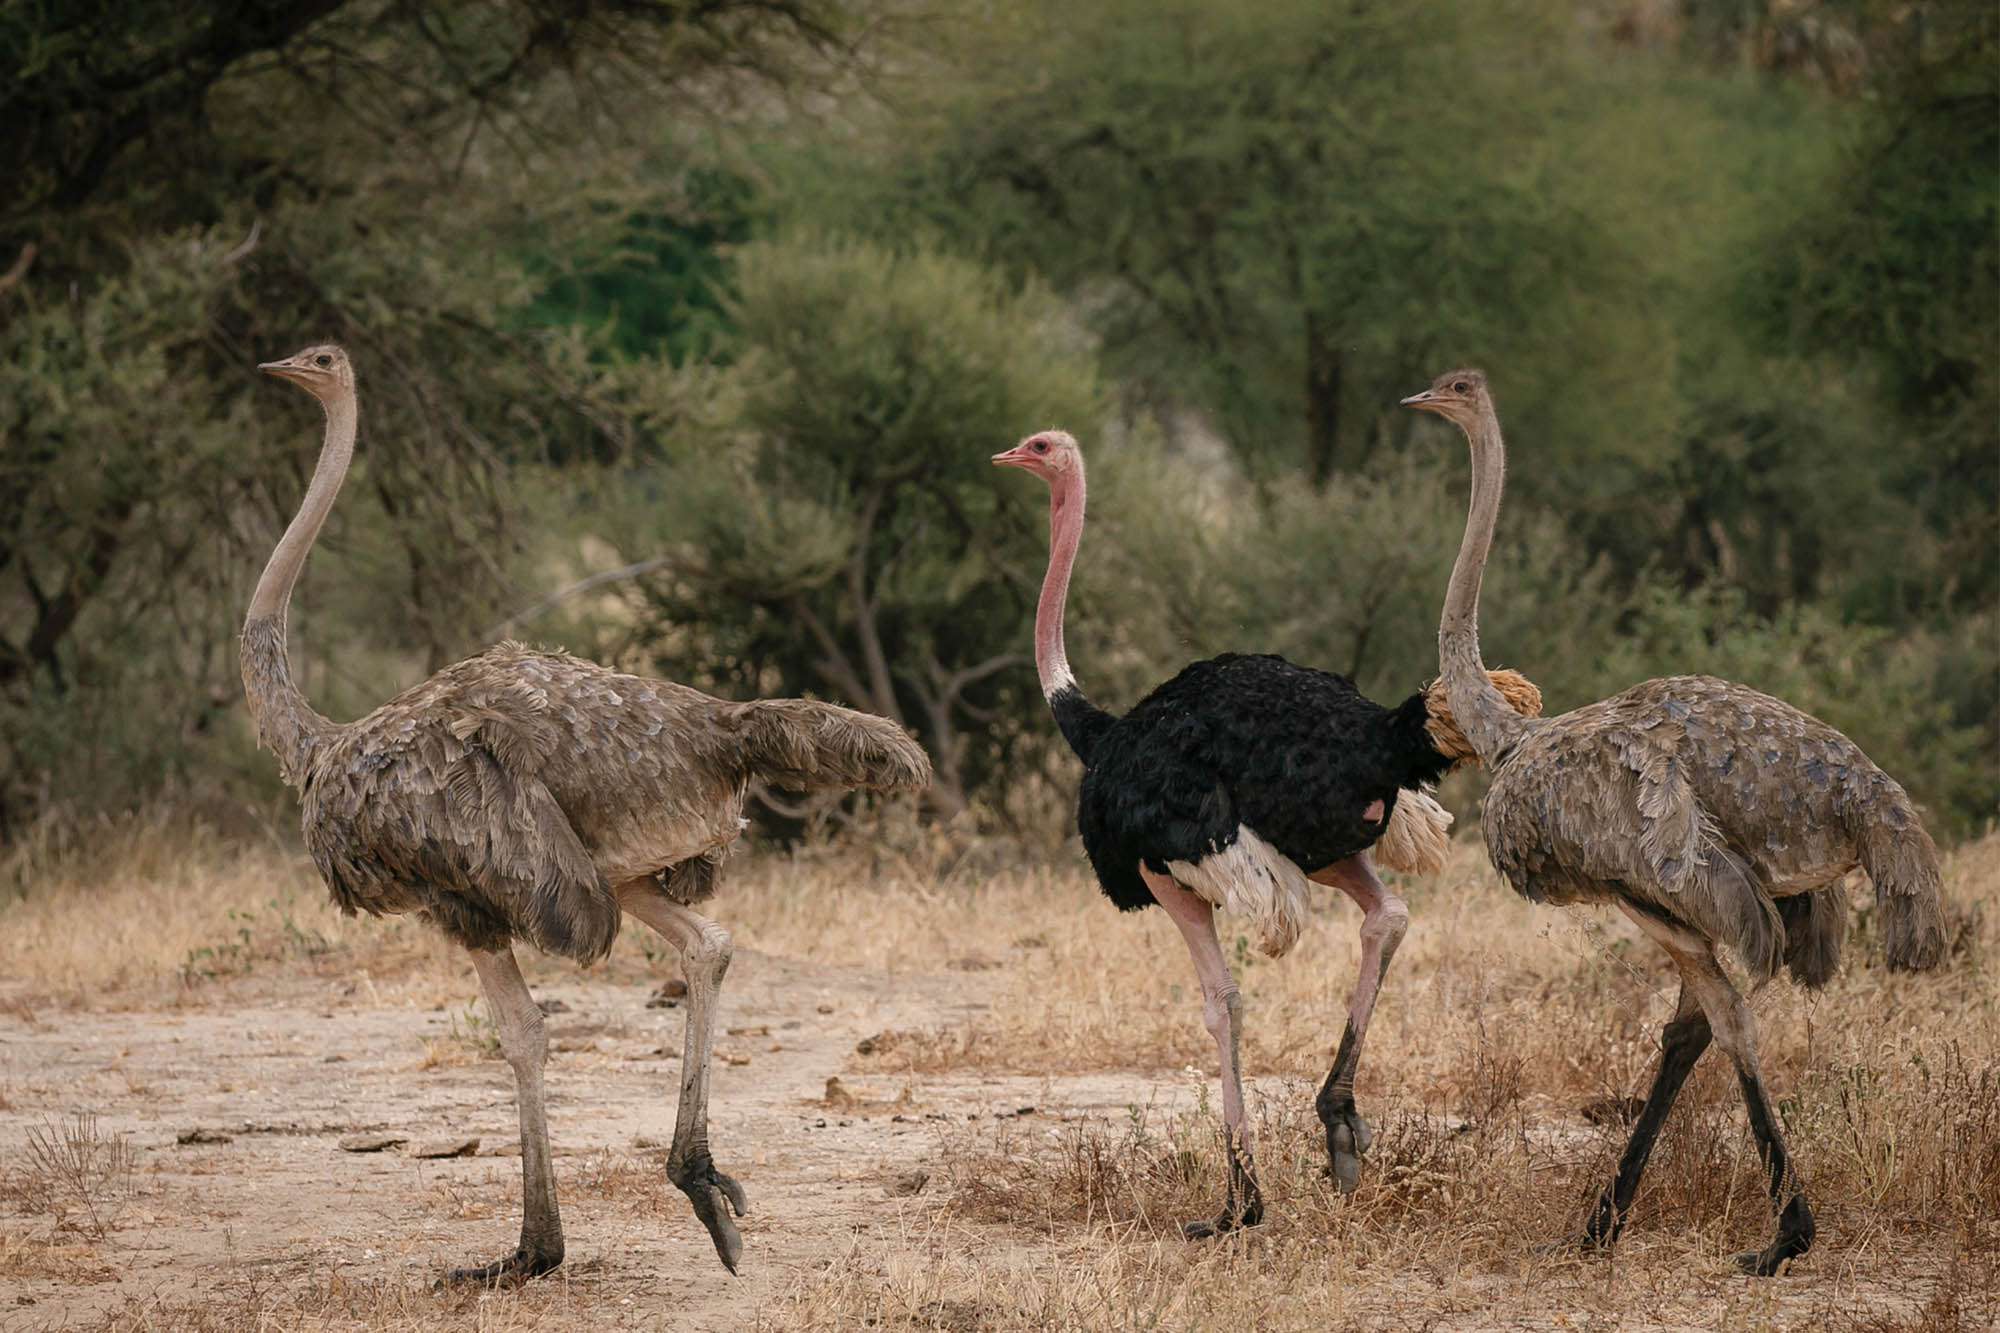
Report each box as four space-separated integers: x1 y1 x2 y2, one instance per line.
0 814 1993 1330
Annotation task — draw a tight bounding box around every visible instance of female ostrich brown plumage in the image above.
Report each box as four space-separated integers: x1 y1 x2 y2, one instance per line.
995 428 1541 1238
242 345 929 1286
1404 366 1945 1275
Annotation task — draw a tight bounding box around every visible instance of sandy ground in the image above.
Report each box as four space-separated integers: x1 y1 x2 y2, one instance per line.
0 947 1159 1330
3 835 1993 1331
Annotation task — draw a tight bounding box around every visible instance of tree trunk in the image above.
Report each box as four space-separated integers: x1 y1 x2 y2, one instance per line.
1303 312 1343 488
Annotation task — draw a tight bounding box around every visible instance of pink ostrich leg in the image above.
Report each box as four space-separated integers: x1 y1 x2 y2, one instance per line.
1308 853 1408 1191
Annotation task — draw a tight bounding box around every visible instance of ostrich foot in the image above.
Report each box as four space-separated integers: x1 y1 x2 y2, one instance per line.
1539 1227 1615 1258
1319 1105 1374 1195
1180 1191 1264 1240
1181 1141 1263 1240
436 1242 563 1288
672 1153 749 1273
1538 1194 1624 1259
1734 1198 1813 1276
1540 1189 1624 1254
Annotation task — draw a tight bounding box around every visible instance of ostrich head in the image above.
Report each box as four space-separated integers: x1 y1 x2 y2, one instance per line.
258 344 354 404
1399 367 1490 430
991 429 1082 483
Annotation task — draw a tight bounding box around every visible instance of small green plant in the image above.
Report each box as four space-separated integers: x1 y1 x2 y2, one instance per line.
179 897 337 984
447 997 503 1056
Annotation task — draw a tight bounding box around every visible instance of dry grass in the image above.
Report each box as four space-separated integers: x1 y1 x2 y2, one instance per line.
2 1113 135 1241
744 830 1999 1330
1 816 1995 1329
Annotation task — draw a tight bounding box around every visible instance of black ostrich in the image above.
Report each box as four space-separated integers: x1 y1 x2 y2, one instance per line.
994 429 1542 1237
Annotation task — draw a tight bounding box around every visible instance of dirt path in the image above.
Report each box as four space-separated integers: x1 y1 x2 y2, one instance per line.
0 948 1156 1330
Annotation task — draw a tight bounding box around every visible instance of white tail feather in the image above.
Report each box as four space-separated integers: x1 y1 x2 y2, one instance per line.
1166 825 1314 960
1372 786 1452 876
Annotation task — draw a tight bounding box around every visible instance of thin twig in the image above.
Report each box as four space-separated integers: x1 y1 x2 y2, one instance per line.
0 241 38 299
221 220 261 265
482 556 680 640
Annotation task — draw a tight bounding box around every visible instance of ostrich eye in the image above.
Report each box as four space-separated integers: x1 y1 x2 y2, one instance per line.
1033 439 1048 453
315 354 332 368
1451 380 1468 394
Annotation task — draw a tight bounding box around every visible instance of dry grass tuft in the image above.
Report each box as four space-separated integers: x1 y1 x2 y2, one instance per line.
3 1112 135 1241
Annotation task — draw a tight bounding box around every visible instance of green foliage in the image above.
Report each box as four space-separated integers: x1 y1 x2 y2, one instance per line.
1 0 853 244
1738 2 1998 620
518 169 757 372
799 0 1672 494
1 0 1989 850
603 234 1101 813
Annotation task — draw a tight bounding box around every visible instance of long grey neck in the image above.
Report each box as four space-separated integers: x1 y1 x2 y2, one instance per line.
1035 462 1085 699
1438 398 1535 765
240 388 352 785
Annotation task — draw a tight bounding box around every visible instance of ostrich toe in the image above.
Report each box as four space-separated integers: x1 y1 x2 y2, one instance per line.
673 1154 749 1273
1321 1107 1373 1194
1180 1193 1264 1241
1181 1140 1263 1240
1735 1197 1813 1276
436 1242 563 1288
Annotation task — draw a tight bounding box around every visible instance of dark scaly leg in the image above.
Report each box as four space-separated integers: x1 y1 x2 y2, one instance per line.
1624 905 1815 1275
1307 854 1408 1193
442 947 564 1285
618 879 749 1272
1573 979 1711 1249
1140 864 1263 1239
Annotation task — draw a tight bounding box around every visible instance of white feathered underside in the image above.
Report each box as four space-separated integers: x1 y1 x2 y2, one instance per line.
1372 786 1453 877
1167 824 1314 959
1167 787 1451 960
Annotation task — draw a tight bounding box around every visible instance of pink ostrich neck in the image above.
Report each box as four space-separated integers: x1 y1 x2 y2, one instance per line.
1034 461 1086 698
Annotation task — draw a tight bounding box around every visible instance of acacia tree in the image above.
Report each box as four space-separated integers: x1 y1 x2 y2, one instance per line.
0 0 868 832
857 0 1649 490
607 235 1101 817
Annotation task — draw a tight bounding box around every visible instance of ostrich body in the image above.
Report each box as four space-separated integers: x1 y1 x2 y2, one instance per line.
243 345 929 1284
1404 367 1945 1275
994 429 1541 1236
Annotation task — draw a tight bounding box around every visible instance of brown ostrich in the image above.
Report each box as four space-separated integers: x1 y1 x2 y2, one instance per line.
1403 366 1945 1275
243 344 929 1285
995 428 1541 1236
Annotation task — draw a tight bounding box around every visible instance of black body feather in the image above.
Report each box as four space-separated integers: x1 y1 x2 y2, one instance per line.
1059 654 1455 912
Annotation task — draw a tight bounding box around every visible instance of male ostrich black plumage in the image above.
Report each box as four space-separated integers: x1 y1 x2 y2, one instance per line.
996 429 1541 1237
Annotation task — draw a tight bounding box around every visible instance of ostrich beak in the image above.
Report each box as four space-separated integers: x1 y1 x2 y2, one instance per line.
258 358 304 382
991 444 1034 468
1400 388 1441 408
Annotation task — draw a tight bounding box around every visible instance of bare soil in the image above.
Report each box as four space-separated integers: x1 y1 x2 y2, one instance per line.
0 946 1155 1330
2 833 1994 1330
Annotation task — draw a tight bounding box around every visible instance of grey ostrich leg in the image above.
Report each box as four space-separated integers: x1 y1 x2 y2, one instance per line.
1629 910 1815 1275
618 879 750 1271
446 948 564 1284
1577 983 1711 1250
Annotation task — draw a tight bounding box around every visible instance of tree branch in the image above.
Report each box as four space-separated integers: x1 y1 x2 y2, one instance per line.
482 555 688 640
786 594 872 707
845 483 904 723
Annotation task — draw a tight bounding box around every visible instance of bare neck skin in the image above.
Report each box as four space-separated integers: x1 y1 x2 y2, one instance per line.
240 387 352 782
1034 457 1086 698
1438 397 1536 764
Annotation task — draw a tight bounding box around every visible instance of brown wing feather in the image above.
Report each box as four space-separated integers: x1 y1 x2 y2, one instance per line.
1483 675 1938 982
296 642 930 961
305 709 620 963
